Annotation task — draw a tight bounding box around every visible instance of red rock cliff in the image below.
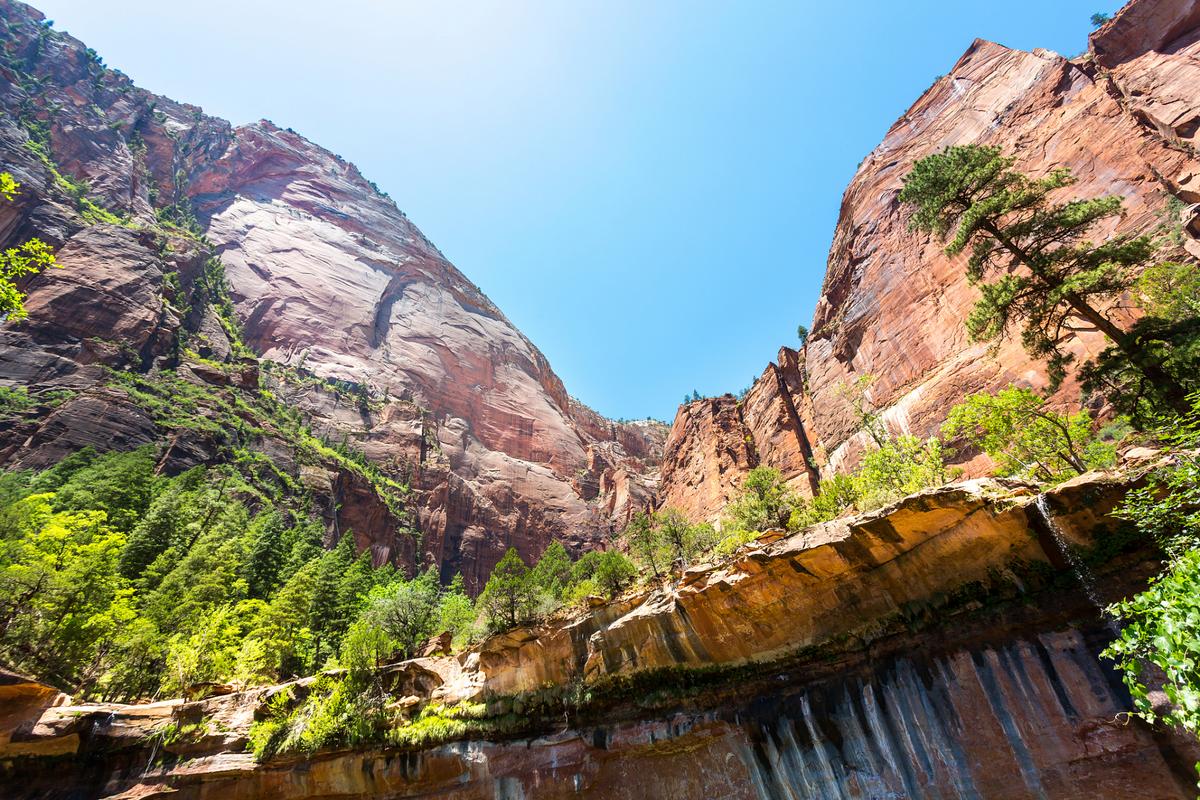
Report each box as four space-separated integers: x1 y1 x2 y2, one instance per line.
0 0 665 589
660 0 1200 520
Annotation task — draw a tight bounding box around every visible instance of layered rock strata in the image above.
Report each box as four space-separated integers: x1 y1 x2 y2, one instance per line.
3 469 1193 798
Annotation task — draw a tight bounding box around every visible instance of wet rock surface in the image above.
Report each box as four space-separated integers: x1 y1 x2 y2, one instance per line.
3 471 1193 798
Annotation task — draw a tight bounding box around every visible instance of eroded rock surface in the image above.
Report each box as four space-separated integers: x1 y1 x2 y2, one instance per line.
2 471 1194 798
0 0 666 586
659 0 1200 519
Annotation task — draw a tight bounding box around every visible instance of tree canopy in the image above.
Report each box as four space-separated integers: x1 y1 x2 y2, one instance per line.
900 145 1187 410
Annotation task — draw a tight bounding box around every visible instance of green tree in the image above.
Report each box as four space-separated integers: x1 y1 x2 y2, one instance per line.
244 509 287 599
51 446 157 533
899 145 1187 408
1081 261 1200 422
623 512 667 579
479 548 536 631
361 568 439 660
593 550 637 597
724 466 796 532
655 508 717 569
0 172 59 322
942 385 1114 483
837 375 888 447
529 541 572 599
162 600 266 696
797 324 809 346
1090 12 1110 26
0 497 129 689
435 575 477 648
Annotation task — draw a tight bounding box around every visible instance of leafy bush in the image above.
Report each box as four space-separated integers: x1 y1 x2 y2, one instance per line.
0 171 59 321
1103 395 1200 748
942 385 1116 484
622 509 716 578
723 466 795 532
851 434 948 510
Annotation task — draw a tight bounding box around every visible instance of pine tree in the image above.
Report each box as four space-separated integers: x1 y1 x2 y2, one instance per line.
479 548 536 630
900 144 1187 411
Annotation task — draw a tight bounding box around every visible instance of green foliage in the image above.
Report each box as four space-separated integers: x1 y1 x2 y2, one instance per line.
900 145 1184 406
852 435 949 510
796 324 809 346
1102 395 1200 749
0 172 59 322
724 466 796 532
0 385 35 416
1090 12 1110 26
0 495 130 689
247 672 385 759
0 172 17 201
360 567 439 660
1081 260 1200 423
22 142 127 226
712 527 760 559
621 509 716 579
789 473 858 528
479 548 537 631
942 385 1115 484
0 445 407 700
1105 549 1200 738
529 541 572 599
592 550 637 597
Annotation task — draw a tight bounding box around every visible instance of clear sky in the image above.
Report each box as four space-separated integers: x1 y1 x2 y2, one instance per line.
33 0 1114 421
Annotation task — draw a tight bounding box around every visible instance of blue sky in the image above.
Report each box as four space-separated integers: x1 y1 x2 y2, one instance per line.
35 0 1113 421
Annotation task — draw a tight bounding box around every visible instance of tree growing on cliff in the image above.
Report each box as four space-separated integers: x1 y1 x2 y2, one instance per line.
899 145 1188 412
621 509 715 579
0 172 59 323
479 548 537 631
1080 260 1200 422
724 466 796 532
942 385 1115 483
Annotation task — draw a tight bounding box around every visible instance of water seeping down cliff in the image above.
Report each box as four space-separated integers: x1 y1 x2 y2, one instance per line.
3 469 1198 797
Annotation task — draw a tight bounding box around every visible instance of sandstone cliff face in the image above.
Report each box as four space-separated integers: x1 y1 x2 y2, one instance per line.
659 0 1200 519
0 0 665 587
3 469 1194 798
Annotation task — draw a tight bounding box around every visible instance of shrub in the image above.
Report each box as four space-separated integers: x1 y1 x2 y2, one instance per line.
942 385 1115 484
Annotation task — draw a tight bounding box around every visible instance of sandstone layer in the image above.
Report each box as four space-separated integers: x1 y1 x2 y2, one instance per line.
659 0 1200 521
1 469 1194 798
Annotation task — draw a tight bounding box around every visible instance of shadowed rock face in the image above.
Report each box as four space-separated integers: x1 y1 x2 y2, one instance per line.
660 0 1200 521
0 0 666 587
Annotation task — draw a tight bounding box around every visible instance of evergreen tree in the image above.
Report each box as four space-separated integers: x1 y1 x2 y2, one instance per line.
529 541 572 598
900 144 1187 410
479 548 536 630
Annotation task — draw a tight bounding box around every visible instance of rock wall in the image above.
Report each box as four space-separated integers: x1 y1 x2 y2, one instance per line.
0 0 666 587
3 468 1195 798
659 0 1200 521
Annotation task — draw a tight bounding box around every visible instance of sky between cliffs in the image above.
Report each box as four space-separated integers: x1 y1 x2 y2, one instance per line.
36 0 1112 421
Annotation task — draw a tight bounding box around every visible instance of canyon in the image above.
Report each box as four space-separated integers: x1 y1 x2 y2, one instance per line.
1 0 1200 796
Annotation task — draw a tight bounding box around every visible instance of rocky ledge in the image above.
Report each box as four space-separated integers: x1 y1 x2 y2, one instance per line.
3 467 1196 798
